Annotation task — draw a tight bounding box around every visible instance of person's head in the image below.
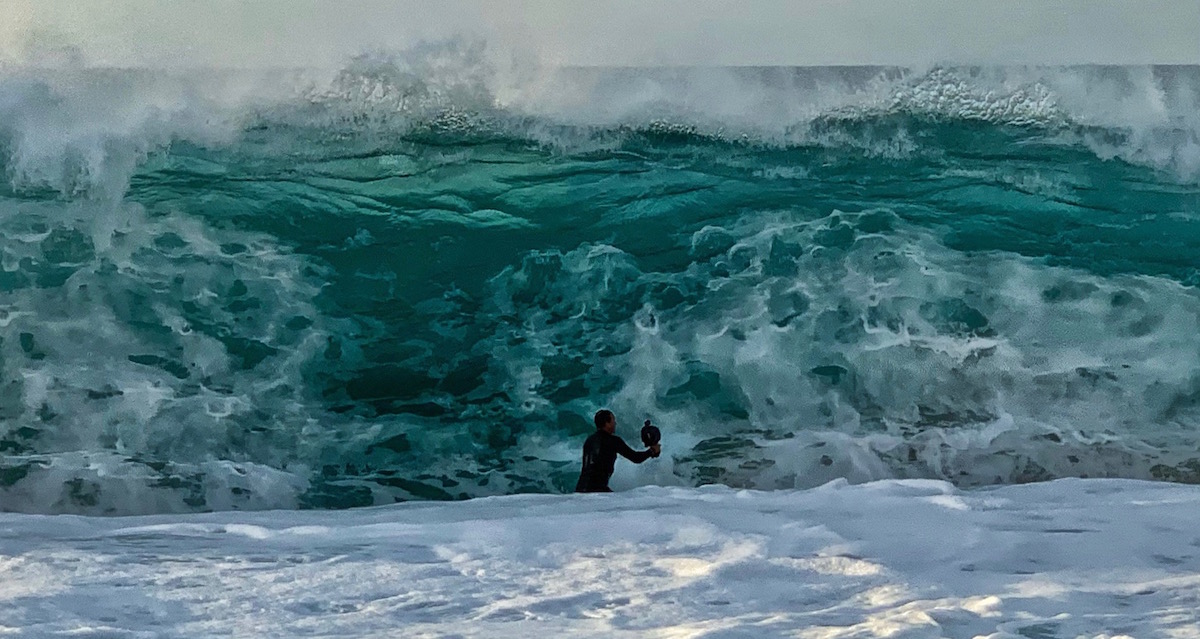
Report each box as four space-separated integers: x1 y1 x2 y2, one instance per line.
594 409 616 434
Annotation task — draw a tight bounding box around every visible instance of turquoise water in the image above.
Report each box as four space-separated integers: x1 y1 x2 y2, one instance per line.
2 61 1200 513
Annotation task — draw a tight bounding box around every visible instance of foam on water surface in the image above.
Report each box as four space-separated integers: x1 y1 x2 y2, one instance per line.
1 479 1198 638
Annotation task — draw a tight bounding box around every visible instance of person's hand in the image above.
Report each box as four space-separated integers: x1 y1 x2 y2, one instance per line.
650 444 661 457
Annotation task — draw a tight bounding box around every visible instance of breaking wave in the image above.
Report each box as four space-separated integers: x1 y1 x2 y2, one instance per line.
2 46 1200 513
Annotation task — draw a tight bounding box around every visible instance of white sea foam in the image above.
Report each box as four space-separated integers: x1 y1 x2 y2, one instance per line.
484 210 1200 492
1 479 1198 637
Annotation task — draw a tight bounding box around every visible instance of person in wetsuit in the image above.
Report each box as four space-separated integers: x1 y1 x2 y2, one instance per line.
575 409 661 493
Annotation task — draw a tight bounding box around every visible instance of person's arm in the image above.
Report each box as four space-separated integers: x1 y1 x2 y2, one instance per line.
614 436 656 464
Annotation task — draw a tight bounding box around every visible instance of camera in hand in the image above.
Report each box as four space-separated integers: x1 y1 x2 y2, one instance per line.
641 420 661 447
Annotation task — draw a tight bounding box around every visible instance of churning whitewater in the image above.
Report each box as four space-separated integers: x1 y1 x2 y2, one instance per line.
1 51 1199 514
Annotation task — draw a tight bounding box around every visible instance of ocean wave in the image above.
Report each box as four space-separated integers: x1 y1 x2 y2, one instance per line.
2 50 1200 514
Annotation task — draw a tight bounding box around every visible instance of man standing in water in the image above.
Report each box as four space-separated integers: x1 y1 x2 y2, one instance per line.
575 409 661 493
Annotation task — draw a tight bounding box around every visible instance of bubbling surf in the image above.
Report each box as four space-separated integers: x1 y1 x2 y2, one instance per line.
1 49 1199 514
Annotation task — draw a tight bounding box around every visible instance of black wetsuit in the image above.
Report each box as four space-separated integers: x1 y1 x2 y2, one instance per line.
575 430 654 493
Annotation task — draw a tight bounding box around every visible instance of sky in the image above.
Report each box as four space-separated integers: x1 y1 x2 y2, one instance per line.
2 0 1199 68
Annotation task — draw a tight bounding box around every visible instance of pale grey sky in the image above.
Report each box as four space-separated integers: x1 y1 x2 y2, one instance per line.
3 0 1199 68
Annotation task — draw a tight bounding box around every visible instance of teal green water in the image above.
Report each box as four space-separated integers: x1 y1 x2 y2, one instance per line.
3 65 1200 513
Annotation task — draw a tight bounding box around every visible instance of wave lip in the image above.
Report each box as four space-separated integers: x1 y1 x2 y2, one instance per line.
3 60 1200 195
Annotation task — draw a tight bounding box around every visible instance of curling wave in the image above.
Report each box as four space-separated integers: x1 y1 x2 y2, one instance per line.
2 50 1200 514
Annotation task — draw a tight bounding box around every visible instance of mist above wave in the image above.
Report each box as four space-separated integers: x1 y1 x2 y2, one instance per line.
2 43 1199 199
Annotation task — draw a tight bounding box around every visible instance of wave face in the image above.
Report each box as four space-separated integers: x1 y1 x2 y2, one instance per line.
2 53 1200 514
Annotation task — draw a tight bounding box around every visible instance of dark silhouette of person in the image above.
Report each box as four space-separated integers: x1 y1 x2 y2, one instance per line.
575 409 661 493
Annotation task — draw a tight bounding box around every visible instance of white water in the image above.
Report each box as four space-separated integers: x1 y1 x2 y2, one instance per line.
3 479 1198 637
3 59 1200 199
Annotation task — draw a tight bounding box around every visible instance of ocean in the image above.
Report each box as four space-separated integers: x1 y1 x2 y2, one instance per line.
2 53 1199 515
